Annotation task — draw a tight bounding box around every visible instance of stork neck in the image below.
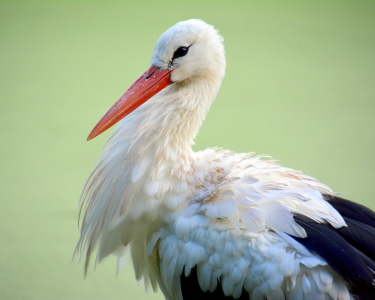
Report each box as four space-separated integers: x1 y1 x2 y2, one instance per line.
120 74 222 165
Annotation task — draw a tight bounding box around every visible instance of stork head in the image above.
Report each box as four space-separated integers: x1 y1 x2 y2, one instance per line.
87 19 225 140
152 19 225 83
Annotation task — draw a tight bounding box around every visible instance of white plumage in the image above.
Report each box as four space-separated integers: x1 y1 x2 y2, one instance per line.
76 20 375 300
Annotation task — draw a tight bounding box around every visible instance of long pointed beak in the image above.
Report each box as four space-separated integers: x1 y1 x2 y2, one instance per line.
87 65 173 140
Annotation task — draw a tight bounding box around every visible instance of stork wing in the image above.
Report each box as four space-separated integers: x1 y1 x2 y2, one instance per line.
290 195 375 300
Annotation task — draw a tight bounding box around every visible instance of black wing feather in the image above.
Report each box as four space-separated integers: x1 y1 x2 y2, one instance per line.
180 266 249 300
292 214 374 285
180 196 375 299
336 217 375 260
325 195 375 262
325 195 375 228
291 195 375 300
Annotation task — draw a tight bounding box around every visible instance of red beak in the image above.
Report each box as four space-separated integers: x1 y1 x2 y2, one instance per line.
87 65 173 140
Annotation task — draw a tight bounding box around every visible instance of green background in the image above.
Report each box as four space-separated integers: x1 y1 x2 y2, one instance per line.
1 1 374 299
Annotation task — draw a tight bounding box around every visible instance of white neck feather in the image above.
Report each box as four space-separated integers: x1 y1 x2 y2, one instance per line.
109 70 223 171
78 26 226 272
78 70 224 258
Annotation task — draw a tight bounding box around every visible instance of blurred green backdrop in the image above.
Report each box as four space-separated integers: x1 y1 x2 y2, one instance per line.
1 1 374 299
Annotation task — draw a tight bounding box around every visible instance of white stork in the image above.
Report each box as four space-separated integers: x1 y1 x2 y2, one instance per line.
76 19 375 300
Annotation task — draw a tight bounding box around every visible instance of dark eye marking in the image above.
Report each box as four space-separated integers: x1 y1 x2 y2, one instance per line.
172 45 191 61
172 46 189 60
168 45 192 69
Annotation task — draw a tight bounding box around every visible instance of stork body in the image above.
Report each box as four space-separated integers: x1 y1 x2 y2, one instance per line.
76 20 375 299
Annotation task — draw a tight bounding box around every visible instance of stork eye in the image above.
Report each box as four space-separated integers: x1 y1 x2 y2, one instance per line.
172 46 190 60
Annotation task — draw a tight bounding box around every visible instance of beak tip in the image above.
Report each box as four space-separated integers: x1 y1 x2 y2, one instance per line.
87 130 97 141
85 65 172 142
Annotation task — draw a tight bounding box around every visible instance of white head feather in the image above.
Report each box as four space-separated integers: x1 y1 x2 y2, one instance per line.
152 19 225 83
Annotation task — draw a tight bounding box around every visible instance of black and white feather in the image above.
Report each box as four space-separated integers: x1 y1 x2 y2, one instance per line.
76 19 375 300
